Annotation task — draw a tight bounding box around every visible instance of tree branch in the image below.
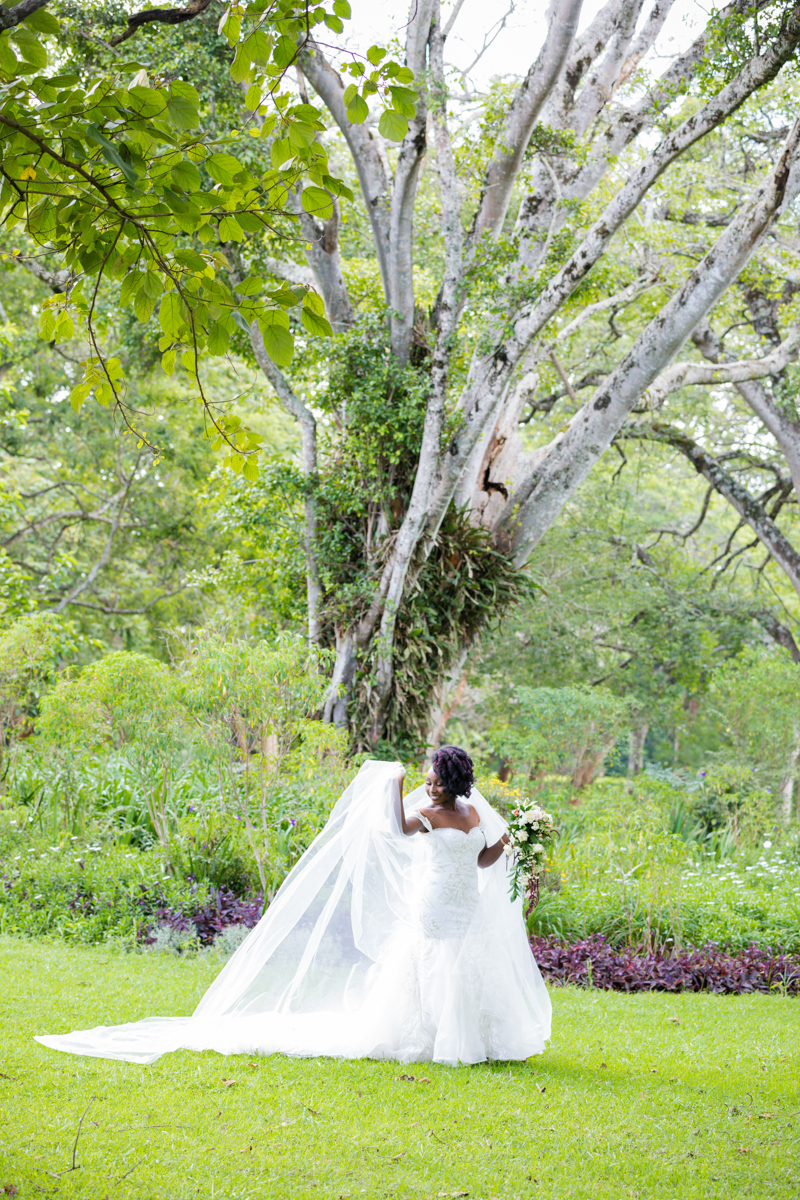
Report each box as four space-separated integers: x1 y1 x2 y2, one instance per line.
300 40 393 303
0 0 50 31
470 0 584 243
53 464 138 612
493 117 800 562
637 326 800 411
622 421 800 602
108 0 217 46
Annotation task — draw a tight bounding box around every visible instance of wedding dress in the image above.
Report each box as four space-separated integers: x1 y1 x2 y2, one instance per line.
35 760 551 1066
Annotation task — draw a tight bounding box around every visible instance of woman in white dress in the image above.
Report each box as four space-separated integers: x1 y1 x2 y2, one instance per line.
36 749 551 1066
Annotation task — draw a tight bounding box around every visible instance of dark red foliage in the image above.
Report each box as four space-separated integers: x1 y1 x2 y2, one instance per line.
530 935 800 995
141 888 263 945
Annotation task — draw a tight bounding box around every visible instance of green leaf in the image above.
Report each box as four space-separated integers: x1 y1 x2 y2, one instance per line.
242 457 260 483
0 35 17 77
230 45 251 84
158 292 184 337
85 124 139 186
207 322 230 355
303 291 325 316
120 271 141 307
245 29 274 65
161 348 177 376
219 215 245 242
70 383 89 413
205 153 244 184
236 275 264 296
25 8 60 34
167 81 200 131
231 310 252 334
219 11 241 46
324 14 343 32
272 34 297 67
245 84 262 111
259 320 294 367
169 159 201 192
11 27 47 69
346 94 369 124
333 0 351 15
388 85 417 117
301 186 334 219
343 84 357 106
301 308 332 338
270 138 293 169
367 45 386 65
378 109 409 142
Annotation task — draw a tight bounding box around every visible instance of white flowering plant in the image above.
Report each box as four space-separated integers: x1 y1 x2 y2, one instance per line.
504 802 557 912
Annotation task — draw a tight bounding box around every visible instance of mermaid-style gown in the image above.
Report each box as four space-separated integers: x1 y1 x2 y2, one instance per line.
35 764 551 1066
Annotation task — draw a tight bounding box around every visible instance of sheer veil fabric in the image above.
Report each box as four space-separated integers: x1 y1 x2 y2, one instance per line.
35 759 552 1066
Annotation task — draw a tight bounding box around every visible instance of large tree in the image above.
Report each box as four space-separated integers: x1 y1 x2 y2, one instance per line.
7 0 800 752
264 0 800 745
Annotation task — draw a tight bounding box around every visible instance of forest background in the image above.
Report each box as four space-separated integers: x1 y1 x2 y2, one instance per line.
1 0 800 971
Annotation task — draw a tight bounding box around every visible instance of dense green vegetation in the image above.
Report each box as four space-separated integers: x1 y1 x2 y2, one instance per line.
2 939 798 1198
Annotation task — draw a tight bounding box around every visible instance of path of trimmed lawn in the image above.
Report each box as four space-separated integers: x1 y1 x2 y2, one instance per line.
1 937 798 1199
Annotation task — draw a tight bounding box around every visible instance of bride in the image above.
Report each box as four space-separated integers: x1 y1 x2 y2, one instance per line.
36 748 551 1066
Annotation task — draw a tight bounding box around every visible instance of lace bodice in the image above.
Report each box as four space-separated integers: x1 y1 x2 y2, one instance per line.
414 815 486 939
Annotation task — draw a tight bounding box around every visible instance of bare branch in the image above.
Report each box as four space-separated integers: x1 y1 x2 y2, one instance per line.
2 248 73 293
108 0 216 46
470 0 584 243
53 465 138 612
622 421 800 601
300 41 392 302
0 0 50 31
508 5 800 371
638 326 800 410
493 118 800 562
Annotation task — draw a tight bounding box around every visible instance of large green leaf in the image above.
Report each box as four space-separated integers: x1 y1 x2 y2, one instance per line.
259 321 294 367
167 81 200 131
301 186 334 219
158 292 184 337
378 110 408 143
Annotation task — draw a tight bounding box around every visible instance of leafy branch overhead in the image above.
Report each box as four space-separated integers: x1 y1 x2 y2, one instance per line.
0 0 417 476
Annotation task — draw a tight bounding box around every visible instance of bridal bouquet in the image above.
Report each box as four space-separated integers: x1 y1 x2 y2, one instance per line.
504 802 557 914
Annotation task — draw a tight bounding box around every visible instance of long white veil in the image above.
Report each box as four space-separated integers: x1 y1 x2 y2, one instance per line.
36 759 551 1065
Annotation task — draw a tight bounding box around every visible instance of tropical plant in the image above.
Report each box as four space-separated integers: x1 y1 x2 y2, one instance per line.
178 628 344 894
492 686 635 787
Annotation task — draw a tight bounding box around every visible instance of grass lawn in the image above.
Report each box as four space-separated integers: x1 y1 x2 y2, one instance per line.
0 938 798 1199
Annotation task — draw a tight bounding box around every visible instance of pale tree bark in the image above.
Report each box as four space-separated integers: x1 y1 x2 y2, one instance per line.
628 724 648 776
780 726 800 823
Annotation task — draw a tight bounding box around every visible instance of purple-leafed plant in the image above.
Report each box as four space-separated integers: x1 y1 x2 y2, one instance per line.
530 935 800 995
141 888 263 946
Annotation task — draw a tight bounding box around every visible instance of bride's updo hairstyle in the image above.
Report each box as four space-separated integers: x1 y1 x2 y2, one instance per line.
431 745 474 800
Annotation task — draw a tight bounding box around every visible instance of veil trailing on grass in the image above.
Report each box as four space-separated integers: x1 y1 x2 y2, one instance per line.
35 759 551 1066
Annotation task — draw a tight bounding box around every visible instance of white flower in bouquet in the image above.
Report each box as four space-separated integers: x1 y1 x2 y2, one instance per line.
532 842 544 855
516 829 529 842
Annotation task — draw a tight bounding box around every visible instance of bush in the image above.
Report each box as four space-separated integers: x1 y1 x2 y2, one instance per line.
531 935 800 994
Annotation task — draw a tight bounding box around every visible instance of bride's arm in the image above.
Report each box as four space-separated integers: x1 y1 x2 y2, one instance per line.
394 767 425 836
478 832 510 868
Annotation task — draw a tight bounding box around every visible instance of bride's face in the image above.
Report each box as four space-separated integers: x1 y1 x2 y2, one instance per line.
425 769 448 804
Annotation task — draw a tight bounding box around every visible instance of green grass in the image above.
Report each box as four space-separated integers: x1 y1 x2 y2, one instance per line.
1 938 798 1199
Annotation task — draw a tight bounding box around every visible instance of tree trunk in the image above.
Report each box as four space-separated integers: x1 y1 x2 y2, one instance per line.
628 724 648 776
780 726 800 823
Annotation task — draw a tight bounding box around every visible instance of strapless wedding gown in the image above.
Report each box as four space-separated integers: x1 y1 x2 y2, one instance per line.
35 762 551 1066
